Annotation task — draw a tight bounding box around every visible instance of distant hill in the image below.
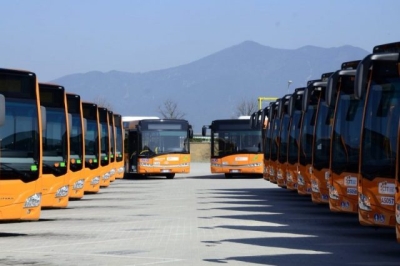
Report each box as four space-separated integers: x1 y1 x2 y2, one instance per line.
52 40 369 132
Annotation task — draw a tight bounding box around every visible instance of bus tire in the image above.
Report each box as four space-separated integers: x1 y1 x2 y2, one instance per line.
166 174 175 179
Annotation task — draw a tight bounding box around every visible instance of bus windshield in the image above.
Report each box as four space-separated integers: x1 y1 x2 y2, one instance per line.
212 130 261 157
85 119 99 169
100 121 109 165
0 99 40 181
313 101 333 170
142 130 189 155
115 125 123 162
299 106 317 165
42 108 67 176
331 94 363 175
278 115 290 163
361 78 400 181
70 113 83 171
288 110 302 164
270 118 281 161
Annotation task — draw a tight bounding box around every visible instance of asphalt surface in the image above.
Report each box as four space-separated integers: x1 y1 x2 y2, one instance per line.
0 162 399 266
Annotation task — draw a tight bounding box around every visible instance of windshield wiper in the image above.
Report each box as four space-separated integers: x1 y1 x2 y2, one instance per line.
0 163 31 178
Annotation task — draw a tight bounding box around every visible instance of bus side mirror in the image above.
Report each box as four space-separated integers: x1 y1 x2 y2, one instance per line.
0 94 5 126
189 126 193 139
202 126 207 137
326 70 340 107
355 54 372 100
41 106 47 131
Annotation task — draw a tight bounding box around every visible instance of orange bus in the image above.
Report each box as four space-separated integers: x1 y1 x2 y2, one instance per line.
39 83 70 208
125 118 193 179
297 79 322 196
98 107 111 187
327 60 362 213
276 94 292 188
309 73 332 204
113 114 124 179
0 68 44 220
82 102 101 193
66 93 85 199
286 87 305 191
397 113 400 241
261 105 271 181
251 108 269 180
107 110 116 182
356 42 400 227
203 118 263 178
268 100 281 184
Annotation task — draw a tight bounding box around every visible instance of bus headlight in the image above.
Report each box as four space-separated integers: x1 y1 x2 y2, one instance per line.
297 174 304 186
180 162 190 167
396 204 400 224
91 176 100 185
118 167 125 173
73 179 85 189
359 193 371 211
56 185 69 197
103 173 110 180
329 185 339 200
24 193 41 208
311 180 319 193
110 168 116 175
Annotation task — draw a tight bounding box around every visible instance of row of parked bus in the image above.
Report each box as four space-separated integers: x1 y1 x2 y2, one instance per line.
249 41 400 242
0 68 125 221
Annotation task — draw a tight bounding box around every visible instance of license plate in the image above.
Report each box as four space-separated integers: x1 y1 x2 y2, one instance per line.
161 169 171 173
230 169 240 173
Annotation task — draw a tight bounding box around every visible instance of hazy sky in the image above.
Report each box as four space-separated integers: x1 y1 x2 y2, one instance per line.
2 0 399 81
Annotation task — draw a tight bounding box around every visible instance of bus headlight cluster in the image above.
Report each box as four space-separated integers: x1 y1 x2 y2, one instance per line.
180 163 190 167
269 168 275 176
73 179 85 189
359 193 371 211
329 185 339 200
56 185 69 197
91 176 100 185
249 162 262 167
211 163 221 167
396 204 400 224
297 174 304 186
118 167 125 173
24 193 41 208
311 180 319 193
103 173 110 180
139 162 152 167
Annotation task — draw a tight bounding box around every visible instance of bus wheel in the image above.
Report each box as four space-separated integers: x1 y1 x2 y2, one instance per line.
166 174 175 179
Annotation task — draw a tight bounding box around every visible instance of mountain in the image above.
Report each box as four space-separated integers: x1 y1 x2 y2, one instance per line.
52 41 369 133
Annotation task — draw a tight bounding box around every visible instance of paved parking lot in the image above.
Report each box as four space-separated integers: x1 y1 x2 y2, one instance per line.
1 162 400 266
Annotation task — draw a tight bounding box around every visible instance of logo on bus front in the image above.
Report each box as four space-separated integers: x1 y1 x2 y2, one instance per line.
344 176 357 187
378 182 395 195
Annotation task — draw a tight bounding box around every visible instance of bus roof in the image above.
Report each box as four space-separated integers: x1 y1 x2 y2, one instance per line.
122 116 160 122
